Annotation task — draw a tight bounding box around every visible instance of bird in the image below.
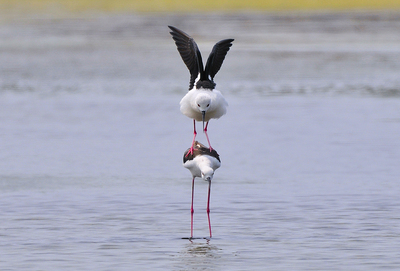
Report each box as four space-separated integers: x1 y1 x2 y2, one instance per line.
169 26 233 156
183 141 221 239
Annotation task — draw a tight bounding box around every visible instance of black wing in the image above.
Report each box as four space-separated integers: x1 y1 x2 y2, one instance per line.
204 39 234 80
168 26 204 90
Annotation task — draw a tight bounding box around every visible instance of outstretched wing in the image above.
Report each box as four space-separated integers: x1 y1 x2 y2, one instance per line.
204 39 234 80
168 26 204 90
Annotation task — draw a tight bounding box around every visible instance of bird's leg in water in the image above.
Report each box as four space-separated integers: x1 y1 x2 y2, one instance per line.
190 177 195 239
206 180 212 238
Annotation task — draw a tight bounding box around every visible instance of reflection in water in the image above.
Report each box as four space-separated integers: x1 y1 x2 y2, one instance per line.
177 240 221 270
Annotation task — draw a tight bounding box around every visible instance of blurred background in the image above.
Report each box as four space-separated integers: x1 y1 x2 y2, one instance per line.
1 0 400 96
1 0 400 13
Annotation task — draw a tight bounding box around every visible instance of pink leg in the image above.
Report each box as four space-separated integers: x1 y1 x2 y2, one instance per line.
190 177 195 239
204 121 213 151
206 180 212 238
186 120 197 157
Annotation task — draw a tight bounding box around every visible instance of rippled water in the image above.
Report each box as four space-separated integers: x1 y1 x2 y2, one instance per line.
1 11 400 270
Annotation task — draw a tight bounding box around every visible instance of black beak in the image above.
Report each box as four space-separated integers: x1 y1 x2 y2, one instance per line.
202 111 206 130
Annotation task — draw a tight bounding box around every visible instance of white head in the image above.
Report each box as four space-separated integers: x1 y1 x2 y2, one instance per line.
201 166 214 182
195 93 212 111
194 93 212 127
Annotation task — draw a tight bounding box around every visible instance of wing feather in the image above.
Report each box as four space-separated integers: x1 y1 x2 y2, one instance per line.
168 26 203 90
183 141 220 163
204 39 234 80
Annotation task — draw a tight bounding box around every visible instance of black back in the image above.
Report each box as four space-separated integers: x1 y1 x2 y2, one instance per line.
183 141 221 163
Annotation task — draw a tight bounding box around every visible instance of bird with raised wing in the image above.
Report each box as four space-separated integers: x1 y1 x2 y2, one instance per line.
169 26 233 155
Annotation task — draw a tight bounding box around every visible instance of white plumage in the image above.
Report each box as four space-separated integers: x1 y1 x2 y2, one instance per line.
169 26 233 153
180 88 228 122
183 151 221 181
183 141 221 239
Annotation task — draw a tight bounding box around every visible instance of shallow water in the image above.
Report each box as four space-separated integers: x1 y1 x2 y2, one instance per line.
1 11 400 270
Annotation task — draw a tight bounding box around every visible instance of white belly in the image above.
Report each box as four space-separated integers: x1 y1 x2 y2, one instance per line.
180 89 228 121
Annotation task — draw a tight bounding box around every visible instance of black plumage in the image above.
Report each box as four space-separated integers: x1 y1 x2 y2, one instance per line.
183 141 221 163
169 26 234 90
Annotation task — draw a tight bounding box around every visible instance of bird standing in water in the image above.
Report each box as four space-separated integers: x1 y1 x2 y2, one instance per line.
183 141 221 239
169 26 233 155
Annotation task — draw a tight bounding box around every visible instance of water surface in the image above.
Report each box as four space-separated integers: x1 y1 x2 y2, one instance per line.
1 11 400 270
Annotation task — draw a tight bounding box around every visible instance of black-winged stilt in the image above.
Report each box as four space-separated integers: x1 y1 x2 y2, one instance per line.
183 141 221 239
169 26 233 155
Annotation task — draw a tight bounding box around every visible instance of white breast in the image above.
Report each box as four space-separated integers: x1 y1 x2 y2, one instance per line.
180 89 228 122
183 155 221 178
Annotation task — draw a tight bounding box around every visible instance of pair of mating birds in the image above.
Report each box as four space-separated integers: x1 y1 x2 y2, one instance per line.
168 26 234 238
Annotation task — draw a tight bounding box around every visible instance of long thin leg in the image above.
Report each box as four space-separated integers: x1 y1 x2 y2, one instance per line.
204 121 213 151
190 177 195 239
186 120 197 157
206 180 212 238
